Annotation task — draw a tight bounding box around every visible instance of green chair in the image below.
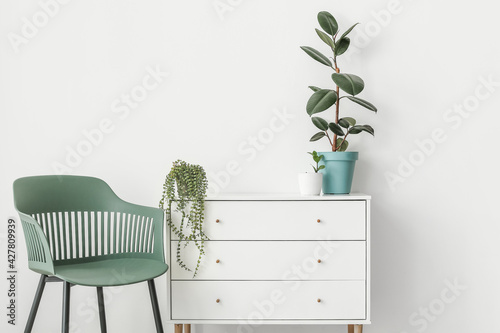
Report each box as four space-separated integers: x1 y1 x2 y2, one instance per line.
13 175 168 333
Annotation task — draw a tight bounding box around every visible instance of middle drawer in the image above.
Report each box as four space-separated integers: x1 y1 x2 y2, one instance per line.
171 241 366 280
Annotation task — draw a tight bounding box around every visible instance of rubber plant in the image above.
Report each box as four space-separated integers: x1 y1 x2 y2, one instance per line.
300 11 377 151
159 159 208 277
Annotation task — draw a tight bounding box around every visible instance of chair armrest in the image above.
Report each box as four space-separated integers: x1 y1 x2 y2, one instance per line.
17 212 55 275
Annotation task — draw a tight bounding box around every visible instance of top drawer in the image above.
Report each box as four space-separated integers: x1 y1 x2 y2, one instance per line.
171 200 366 240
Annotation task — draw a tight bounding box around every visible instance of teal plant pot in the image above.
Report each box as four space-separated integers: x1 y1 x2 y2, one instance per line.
318 152 358 194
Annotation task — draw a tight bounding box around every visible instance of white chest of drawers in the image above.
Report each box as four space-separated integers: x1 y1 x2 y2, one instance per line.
166 194 371 333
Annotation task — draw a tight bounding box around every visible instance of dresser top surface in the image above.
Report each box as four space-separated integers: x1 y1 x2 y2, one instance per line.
206 193 371 201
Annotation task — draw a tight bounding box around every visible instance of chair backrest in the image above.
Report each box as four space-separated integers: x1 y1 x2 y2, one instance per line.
14 175 122 213
13 175 164 267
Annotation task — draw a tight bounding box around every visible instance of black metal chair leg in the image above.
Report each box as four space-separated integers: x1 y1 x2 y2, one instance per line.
25 274 47 333
62 281 71 333
147 279 164 333
96 287 107 333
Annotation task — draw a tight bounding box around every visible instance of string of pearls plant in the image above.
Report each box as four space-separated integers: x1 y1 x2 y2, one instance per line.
159 160 208 277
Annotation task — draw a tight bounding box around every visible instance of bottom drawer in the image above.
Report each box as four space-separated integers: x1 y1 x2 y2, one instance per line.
171 281 365 320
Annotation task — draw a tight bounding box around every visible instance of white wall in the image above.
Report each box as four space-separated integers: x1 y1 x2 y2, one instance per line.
1 0 500 332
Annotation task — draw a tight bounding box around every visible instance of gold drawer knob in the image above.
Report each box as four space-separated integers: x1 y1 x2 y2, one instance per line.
317 298 321 303
317 219 321 223
216 219 220 223
317 259 322 263
216 298 220 303
216 259 220 264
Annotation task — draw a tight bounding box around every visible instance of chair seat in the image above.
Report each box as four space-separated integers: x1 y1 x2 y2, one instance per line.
54 258 168 287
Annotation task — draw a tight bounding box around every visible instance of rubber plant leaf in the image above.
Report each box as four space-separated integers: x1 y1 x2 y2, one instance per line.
312 117 329 131
306 89 337 115
300 46 332 67
331 73 365 96
310 132 326 142
346 96 377 112
317 11 338 36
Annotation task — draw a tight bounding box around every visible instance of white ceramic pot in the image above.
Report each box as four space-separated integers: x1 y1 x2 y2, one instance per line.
298 173 323 196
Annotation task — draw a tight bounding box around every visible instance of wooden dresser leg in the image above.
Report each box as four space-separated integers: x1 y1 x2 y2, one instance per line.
348 324 354 333
174 324 183 333
184 324 191 333
354 324 363 333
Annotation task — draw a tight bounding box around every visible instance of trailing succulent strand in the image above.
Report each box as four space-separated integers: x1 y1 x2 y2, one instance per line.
159 160 208 277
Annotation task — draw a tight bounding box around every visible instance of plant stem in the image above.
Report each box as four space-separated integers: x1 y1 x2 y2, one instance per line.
325 130 333 147
332 35 340 152
336 130 350 150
